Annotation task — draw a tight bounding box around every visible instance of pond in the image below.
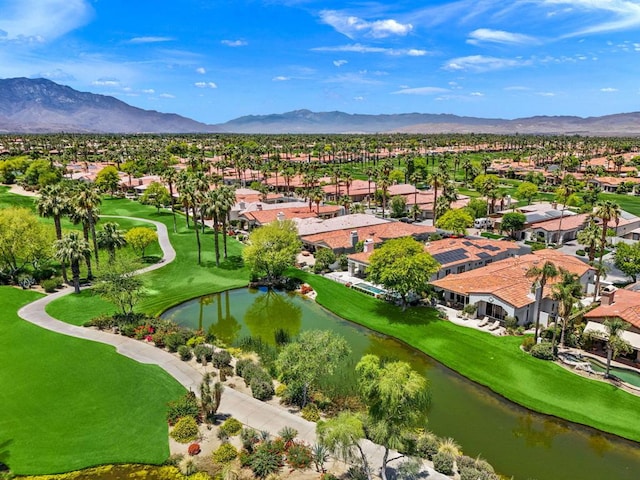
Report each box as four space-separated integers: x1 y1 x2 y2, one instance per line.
161 288 640 480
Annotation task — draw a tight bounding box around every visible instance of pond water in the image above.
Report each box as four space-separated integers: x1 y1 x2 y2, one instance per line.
161 288 640 480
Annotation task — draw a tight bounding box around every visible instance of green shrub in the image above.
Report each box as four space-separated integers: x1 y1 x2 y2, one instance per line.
241 427 260 452
212 443 238 464
219 417 243 436
167 391 200 424
212 349 232 368
521 336 535 352
416 432 440 460
170 416 200 443
187 336 205 347
251 377 275 401
243 363 271 387
193 345 214 364
165 330 191 352
250 443 282 478
301 403 320 422
286 442 313 470
152 331 166 348
275 383 288 398
433 452 454 475
504 316 517 330
41 278 59 293
88 315 116 330
178 345 193 361
236 358 255 378
530 342 555 360
576 249 585 256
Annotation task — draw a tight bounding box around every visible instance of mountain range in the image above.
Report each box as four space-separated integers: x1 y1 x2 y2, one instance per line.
1 77 640 136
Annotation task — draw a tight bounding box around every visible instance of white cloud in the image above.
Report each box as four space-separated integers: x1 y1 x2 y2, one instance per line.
313 44 429 56
272 76 291 81
504 86 531 91
325 73 383 85
196 67 206 74
392 86 450 95
0 0 93 43
354 96 364 101
551 0 640 37
34 69 75 81
443 55 530 72
221 39 248 47
333 59 348 67
194 82 217 89
159 93 175 98
319 10 412 39
537 92 556 97
129 36 173 44
470 92 484 96
467 28 538 45
142 89 155 94
600 87 618 92
92 78 120 87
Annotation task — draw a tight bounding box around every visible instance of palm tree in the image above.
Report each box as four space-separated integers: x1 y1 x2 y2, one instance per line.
551 271 582 347
161 167 179 233
594 200 621 297
74 183 102 267
35 183 70 283
577 219 603 264
600 318 632 378
55 232 90 294
526 261 559 340
217 185 236 259
97 222 126 263
202 189 224 266
554 176 577 245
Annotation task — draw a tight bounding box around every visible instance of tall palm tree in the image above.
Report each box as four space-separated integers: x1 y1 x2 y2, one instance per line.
74 184 101 267
526 261 559 340
55 232 90 294
97 222 126 263
202 189 224 266
554 176 577 245
217 185 236 259
594 200 621 297
161 167 179 233
601 318 632 378
427 167 447 221
35 183 70 283
551 271 582 347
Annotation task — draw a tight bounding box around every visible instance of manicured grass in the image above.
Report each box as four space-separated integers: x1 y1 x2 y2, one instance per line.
0 287 185 474
293 271 640 443
48 197 250 323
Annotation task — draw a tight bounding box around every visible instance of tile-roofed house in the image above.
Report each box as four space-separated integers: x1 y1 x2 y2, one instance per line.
302 220 435 254
583 287 640 362
322 179 375 202
430 249 594 326
240 204 344 229
347 237 526 279
295 213 388 237
525 213 590 245
588 176 640 193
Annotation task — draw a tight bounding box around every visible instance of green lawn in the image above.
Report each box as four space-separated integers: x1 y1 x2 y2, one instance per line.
0 287 185 475
293 272 640 443
45 197 250 324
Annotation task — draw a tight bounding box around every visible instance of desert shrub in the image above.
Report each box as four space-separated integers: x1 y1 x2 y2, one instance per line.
178 457 199 476
530 342 555 360
456 455 476 470
275 383 288 398
120 324 137 337
164 331 187 353
243 363 272 387
194 345 214 364
236 358 255 378
188 443 201 456
170 416 200 443
286 442 313 470
474 457 495 474
187 336 206 347
219 417 243 437
416 432 440 460
521 336 535 352
167 391 200 424
220 365 235 380
212 443 238 464
301 403 320 422
251 377 275 401
88 315 116 330
250 443 283 479
152 331 166 348
346 466 369 480
241 427 260 452
437 437 461 457
41 278 59 293
212 349 232 368
433 452 455 475
178 345 193 361
321 473 339 480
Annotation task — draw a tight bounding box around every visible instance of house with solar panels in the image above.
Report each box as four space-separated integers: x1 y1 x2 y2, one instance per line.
347 237 526 279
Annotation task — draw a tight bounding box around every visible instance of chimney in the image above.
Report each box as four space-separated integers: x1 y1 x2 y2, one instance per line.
257 203 263 211
363 239 374 253
350 230 359 248
601 285 616 306
277 212 285 222
239 201 246 210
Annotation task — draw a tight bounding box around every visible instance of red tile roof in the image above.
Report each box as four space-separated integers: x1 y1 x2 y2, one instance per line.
584 289 640 329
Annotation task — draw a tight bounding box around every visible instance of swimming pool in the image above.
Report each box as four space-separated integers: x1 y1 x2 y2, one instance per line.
353 282 386 296
587 358 640 388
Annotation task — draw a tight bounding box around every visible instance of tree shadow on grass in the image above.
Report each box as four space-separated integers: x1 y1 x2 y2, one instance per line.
218 255 244 271
0 438 13 472
371 300 440 327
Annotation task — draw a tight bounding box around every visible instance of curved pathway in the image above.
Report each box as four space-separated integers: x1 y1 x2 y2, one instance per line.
16 213 445 478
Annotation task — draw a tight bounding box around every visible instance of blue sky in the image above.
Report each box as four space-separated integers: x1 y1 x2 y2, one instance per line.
1 0 639 124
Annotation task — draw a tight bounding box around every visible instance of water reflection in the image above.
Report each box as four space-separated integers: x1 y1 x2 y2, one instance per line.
161 288 640 480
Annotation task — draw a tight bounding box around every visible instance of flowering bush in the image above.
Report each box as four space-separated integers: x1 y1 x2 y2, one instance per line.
300 284 313 295
286 442 312 470
134 324 155 340
188 443 201 456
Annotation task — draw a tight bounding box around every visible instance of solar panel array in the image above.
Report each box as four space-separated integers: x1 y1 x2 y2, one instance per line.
482 244 500 251
432 248 469 265
477 252 491 259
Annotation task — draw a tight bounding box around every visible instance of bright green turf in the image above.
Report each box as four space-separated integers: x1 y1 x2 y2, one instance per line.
293 271 640 443
0 287 185 475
